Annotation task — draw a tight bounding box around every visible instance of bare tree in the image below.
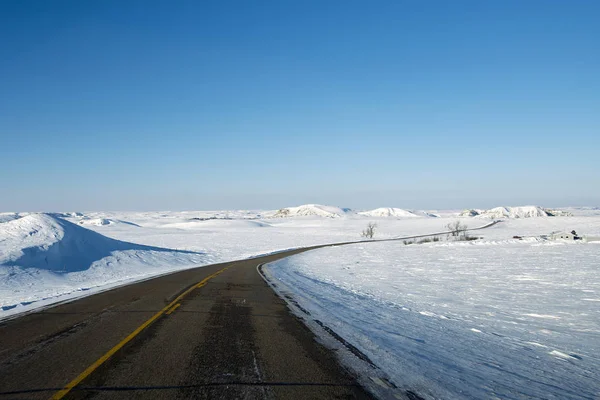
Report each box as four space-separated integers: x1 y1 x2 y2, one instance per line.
446 220 468 239
361 222 377 239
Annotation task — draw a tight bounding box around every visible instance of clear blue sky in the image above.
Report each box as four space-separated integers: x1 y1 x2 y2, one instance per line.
1 0 599 211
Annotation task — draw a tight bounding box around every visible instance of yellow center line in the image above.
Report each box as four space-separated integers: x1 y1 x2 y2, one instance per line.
165 303 181 315
49 265 230 400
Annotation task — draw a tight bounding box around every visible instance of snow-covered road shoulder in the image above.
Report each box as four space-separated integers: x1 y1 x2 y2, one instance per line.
264 239 600 399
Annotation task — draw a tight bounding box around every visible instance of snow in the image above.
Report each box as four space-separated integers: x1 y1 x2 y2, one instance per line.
265 220 600 399
460 205 551 219
1 206 599 398
482 205 550 218
0 213 23 224
78 217 114 226
0 214 211 315
268 204 349 218
2 208 598 319
459 209 483 217
358 207 421 218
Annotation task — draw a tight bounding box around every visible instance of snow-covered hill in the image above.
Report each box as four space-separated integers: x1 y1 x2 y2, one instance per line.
358 207 421 218
460 206 550 219
0 214 210 314
413 210 441 218
545 208 574 217
459 209 484 217
268 204 349 218
0 214 200 272
480 206 549 219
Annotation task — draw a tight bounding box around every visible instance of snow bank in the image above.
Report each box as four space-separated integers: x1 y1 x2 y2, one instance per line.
0 214 164 272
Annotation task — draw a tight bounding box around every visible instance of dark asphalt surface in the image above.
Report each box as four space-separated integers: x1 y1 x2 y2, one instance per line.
0 248 375 400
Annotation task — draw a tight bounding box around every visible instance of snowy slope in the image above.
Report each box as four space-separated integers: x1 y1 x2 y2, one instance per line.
0 214 211 314
268 204 349 218
0 214 159 272
0 213 24 224
358 207 421 218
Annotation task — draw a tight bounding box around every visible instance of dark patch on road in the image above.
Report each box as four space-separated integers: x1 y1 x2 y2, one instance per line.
0 320 88 371
68 320 164 400
177 290 266 399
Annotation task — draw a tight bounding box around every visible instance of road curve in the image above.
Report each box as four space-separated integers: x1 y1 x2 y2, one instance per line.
0 222 499 399
0 249 375 399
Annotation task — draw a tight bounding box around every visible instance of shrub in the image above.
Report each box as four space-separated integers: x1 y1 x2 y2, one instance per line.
361 222 377 239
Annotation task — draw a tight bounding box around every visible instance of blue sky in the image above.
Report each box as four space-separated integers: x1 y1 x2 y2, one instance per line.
1 0 598 211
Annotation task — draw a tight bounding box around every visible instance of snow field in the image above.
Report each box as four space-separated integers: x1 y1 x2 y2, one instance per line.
1 208 597 317
265 237 600 399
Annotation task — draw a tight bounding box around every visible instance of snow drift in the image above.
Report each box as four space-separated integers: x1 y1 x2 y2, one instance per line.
0 214 179 272
269 204 348 218
358 207 421 218
0 214 210 315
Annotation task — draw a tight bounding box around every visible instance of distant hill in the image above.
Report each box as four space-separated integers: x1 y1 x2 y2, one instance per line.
460 206 550 219
459 209 485 217
0 213 23 224
268 204 349 218
358 207 421 218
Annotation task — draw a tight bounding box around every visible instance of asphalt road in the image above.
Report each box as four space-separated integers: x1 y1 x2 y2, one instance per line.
0 222 498 399
0 247 376 400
